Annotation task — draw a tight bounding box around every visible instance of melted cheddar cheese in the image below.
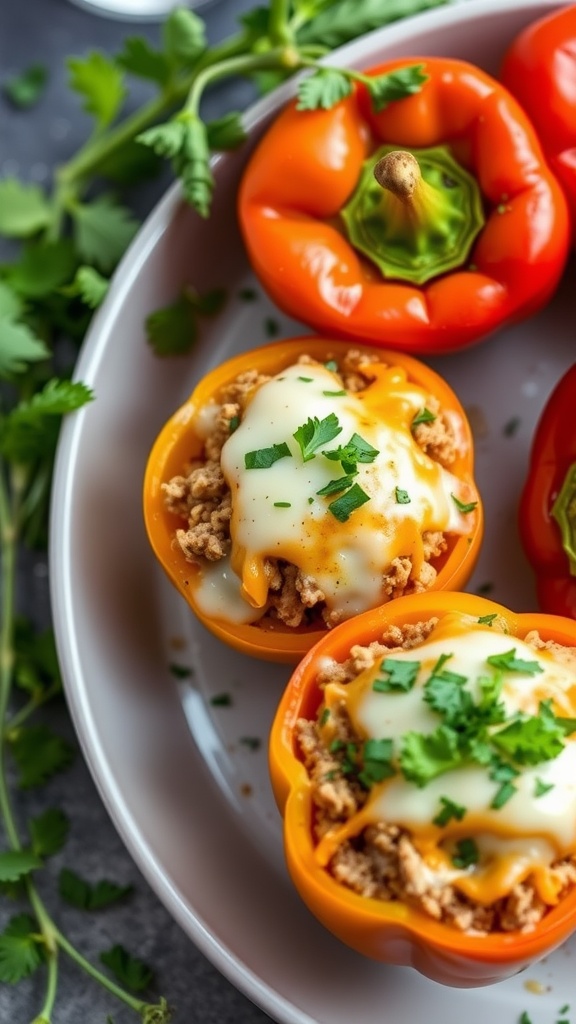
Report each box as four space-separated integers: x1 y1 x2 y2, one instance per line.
316 613 576 908
194 359 476 625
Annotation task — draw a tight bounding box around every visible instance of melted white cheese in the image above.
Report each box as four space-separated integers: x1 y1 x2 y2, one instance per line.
195 360 474 623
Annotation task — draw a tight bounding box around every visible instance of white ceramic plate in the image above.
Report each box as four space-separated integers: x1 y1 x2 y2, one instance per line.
51 1 576 1021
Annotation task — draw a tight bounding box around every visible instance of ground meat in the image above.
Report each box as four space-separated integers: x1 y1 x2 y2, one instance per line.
297 620 576 935
162 352 463 628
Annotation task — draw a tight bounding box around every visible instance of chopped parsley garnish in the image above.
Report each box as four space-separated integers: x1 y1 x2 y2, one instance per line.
228 414 240 433
298 375 313 382
357 738 396 788
210 693 232 707
327 483 370 522
324 360 338 372
373 658 420 693
486 648 543 675
168 662 193 679
433 796 466 827
323 432 379 470
320 707 330 726
452 837 479 869
451 493 478 514
503 415 521 437
273 501 291 507
534 777 554 798
491 700 567 765
322 389 346 396
316 472 358 497
491 779 517 809
293 413 342 462
399 725 461 787
411 407 436 428
244 442 292 469
395 487 410 504
239 736 261 751
478 613 497 626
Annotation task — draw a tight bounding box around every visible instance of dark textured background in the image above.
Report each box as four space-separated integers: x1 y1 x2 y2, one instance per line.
1 2 273 1021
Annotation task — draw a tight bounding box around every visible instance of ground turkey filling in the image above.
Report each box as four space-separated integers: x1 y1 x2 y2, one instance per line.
162 350 460 629
296 621 576 934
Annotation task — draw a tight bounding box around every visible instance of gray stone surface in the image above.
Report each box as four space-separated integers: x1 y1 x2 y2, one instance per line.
1 2 272 1021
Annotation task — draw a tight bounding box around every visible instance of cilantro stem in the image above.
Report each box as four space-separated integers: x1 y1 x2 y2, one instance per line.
0 461 21 850
183 47 301 116
55 30 250 199
268 0 294 46
52 926 147 1015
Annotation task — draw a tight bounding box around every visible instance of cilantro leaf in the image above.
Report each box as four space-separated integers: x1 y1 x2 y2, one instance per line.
71 196 139 273
366 64 428 113
452 837 479 869
423 668 475 728
296 0 447 49
486 648 544 675
395 487 410 504
0 850 42 882
0 379 94 463
373 658 420 693
358 737 395 788
9 725 74 788
115 36 170 85
451 493 478 514
296 68 352 110
0 915 43 984
316 472 357 497
491 702 566 766
327 482 370 521
3 64 48 109
294 413 342 461
14 621 62 699
138 114 214 217
59 868 133 910
29 808 70 858
0 179 51 238
67 51 126 130
411 407 436 428
145 287 226 356
100 944 153 992
0 281 24 321
162 7 206 66
400 725 461 786
0 318 49 379
433 796 466 827
322 432 379 467
534 777 554 798
5 239 77 299
65 266 109 309
244 442 292 469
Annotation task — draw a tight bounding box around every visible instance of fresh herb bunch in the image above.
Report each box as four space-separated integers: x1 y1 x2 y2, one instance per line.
0 0 448 1020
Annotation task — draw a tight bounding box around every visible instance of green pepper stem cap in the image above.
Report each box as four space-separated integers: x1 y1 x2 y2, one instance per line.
341 144 485 285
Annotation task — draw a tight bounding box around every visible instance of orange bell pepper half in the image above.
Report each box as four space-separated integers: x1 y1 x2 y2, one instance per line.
269 590 576 985
501 4 576 236
143 338 482 663
520 363 576 618
238 56 569 354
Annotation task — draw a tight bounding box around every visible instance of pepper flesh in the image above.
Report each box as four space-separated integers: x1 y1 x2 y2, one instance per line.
238 56 569 354
519 363 576 618
500 5 576 235
268 591 576 985
143 338 482 663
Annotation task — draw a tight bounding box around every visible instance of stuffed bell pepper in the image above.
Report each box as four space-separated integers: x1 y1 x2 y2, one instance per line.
269 591 576 984
520 363 576 619
143 338 482 662
238 56 569 354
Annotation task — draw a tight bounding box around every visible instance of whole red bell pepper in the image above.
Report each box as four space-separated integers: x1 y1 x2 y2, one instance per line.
501 4 576 233
519 363 576 618
238 56 570 354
